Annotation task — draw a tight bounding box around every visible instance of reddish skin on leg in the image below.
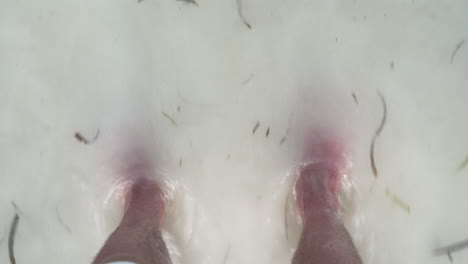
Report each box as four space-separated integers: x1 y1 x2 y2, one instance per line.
293 139 362 264
92 177 172 264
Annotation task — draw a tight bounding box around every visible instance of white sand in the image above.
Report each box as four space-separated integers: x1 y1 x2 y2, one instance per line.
1 0 468 263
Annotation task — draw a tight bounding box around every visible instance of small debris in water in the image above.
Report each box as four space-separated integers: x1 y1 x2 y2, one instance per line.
179 158 183 168
235 0 251 29
451 40 465 64
11 201 22 215
370 91 387 177
223 245 231 264
280 136 286 145
74 132 88 144
8 213 19 264
285 113 294 135
370 137 378 176
284 194 289 240
56 207 72 234
242 74 253 85
252 121 260 134
177 105 181 113
241 18 251 29
385 188 410 213
390 61 394 70
352 93 358 104
0 225 6 246
162 111 178 127
74 129 100 145
265 127 270 138
448 251 453 263
433 237 468 260
177 0 198 6
456 154 468 173
375 92 387 136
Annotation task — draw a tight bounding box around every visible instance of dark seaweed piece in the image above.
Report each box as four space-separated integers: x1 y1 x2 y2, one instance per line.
451 40 465 64
433 239 468 254
370 91 387 177
11 201 22 215
235 0 251 29
9 213 19 264
177 0 198 6
352 93 358 104
375 92 387 136
280 136 286 145
265 127 270 138
242 74 253 85
162 112 178 127
433 238 468 261
252 121 260 134
56 207 72 234
74 129 99 145
284 194 289 240
74 132 89 144
370 136 378 177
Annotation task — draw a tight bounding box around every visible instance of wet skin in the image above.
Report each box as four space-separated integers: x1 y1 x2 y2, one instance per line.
293 162 362 264
92 177 172 264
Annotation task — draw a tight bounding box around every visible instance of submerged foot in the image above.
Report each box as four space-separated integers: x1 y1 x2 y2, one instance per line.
93 177 171 264
295 136 345 223
123 177 166 226
292 135 362 264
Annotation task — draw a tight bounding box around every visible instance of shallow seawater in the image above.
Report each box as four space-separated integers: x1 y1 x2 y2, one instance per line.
1 0 468 263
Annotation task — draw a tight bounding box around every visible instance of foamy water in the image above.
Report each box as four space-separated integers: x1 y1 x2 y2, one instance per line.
1 0 468 263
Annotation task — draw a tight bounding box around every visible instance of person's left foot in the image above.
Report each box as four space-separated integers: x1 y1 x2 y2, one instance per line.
92 177 171 264
123 177 166 226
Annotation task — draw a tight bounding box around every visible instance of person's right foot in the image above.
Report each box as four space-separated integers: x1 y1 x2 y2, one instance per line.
295 161 342 220
295 137 345 223
292 134 362 264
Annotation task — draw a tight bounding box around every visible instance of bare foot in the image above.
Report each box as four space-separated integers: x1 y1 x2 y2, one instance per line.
295 161 342 221
92 177 171 264
295 137 345 222
123 177 166 226
292 135 362 264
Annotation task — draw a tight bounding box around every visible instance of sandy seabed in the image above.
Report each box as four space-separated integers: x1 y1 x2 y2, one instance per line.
1 0 468 263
